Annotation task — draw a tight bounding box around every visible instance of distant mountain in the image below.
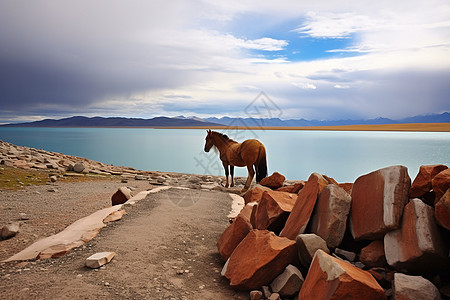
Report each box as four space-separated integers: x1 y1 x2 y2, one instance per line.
2 112 448 128
204 112 450 127
1 116 221 127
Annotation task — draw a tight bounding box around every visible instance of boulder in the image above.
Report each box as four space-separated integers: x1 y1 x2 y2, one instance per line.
111 187 132 206
244 185 272 204
393 273 441 300
296 234 329 267
217 215 253 261
432 168 450 204
253 190 296 233
409 164 448 198
1 222 20 239
223 229 297 290
298 250 386 299
260 172 285 189
384 199 448 273
277 181 305 194
338 182 353 194
435 188 450 230
238 203 256 222
73 162 85 173
360 240 387 268
350 165 411 240
270 264 304 297
85 252 116 268
310 184 352 248
280 173 329 240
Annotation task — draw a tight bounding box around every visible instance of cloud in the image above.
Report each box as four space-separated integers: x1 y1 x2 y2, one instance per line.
0 0 449 123
293 12 382 38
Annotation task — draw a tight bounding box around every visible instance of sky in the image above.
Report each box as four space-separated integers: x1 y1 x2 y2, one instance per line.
0 0 449 123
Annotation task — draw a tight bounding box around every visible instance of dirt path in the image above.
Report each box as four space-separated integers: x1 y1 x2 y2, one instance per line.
0 188 248 299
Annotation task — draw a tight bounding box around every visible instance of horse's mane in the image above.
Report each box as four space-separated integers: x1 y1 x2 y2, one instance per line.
212 131 236 143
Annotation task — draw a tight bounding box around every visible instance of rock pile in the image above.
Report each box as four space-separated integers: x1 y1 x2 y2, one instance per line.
0 140 230 190
217 166 450 299
0 140 139 177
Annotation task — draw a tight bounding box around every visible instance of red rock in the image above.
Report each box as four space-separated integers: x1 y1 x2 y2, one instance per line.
384 199 448 273
360 240 387 268
238 203 256 222
350 165 411 240
310 184 352 248
111 187 132 206
244 186 271 205
280 173 329 240
409 164 448 198
432 168 450 203
223 230 297 290
250 204 258 228
298 250 386 300
253 190 296 233
277 181 305 194
367 268 392 289
260 172 286 189
217 215 253 261
435 188 450 230
338 183 353 194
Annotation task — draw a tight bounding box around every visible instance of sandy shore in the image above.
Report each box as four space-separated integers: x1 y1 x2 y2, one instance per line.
155 122 450 132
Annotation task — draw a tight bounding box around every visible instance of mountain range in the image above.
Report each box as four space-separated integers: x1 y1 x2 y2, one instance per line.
2 112 449 128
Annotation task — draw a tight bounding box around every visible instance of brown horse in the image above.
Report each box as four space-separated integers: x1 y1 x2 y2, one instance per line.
204 130 267 192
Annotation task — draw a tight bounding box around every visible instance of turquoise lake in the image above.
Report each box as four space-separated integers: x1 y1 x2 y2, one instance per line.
0 127 449 183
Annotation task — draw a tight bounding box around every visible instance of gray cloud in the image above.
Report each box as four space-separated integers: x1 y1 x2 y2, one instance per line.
0 0 449 123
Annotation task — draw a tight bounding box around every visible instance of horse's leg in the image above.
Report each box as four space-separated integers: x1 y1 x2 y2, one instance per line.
242 164 255 192
230 165 235 187
223 162 230 188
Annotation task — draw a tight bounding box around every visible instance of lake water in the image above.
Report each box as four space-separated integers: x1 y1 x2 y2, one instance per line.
0 127 449 183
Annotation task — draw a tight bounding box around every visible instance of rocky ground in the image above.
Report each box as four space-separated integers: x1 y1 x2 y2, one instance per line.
0 140 252 299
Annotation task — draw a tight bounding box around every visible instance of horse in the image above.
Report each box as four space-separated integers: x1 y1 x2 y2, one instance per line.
204 129 267 192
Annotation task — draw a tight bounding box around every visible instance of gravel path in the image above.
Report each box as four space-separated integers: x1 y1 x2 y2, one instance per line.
0 187 247 299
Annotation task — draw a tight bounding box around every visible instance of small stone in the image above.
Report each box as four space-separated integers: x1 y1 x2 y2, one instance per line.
334 248 357 262
50 176 57 182
85 252 116 268
176 270 184 275
268 293 281 300
135 174 147 180
47 188 58 193
73 162 85 173
270 264 304 297
1 222 20 239
250 290 263 300
262 286 271 299
19 213 29 220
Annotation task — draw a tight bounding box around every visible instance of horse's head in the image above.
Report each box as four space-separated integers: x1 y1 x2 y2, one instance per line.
204 129 214 152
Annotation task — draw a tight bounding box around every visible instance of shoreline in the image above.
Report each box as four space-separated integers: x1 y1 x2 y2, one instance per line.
1 122 450 132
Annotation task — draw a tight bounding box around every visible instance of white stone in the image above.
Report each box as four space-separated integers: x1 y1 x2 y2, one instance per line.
270 264 304 297
85 252 116 268
394 273 441 300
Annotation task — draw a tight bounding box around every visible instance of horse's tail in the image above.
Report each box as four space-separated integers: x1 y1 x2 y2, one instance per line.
255 145 267 183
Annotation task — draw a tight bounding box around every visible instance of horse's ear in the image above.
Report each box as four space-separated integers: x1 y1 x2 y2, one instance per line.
207 129 211 134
